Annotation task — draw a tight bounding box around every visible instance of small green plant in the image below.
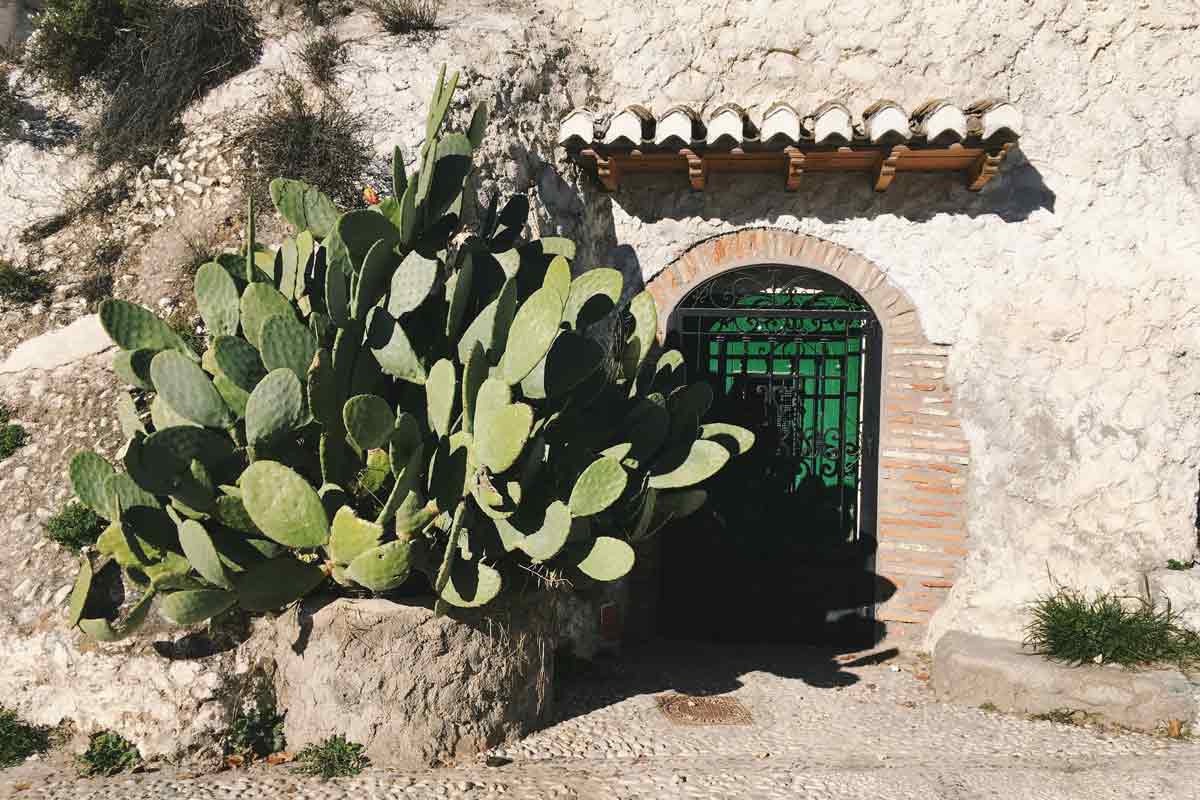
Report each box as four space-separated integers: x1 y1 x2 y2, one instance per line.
1024 582 1200 669
300 30 347 87
978 701 998 713
77 730 140 776
166 311 205 354
236 75 371 210
365 0 437 34
0 403 28 462
44 502 106 552
0 707 51 769
0 260 52 305
292 734 367 779
1167 559 1195 571
224 701 285 760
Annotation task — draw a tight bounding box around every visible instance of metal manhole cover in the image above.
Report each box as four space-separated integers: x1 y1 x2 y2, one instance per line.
657 693 753 726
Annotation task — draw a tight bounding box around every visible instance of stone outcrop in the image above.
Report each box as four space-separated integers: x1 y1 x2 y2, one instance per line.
257 595 556 767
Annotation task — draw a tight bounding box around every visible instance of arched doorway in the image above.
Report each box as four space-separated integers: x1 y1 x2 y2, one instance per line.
656 264 884 645
636 229 972 648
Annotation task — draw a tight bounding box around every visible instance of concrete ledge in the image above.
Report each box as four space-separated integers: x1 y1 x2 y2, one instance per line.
933 631 1199 732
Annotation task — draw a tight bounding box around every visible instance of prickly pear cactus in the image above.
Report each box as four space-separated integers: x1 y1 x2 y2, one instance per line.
65 67 753 638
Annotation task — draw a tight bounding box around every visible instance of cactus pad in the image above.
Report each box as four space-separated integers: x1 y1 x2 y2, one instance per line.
260 313 318 380
575 535 635 581
343 394 396 451
568 457 628 517
474 401 533 474
194 261 240 337
178 519 233 589
369 311 427 385
160 588 237 625
387 250 439 317
700 423 756 455
245 369 305 446
235 556 327 612
213 335 267 391
240 283 294 351
99 299 195 357
563 268 622 330
649 439 730 489
329 506 384 564
240 461 330 548
513 500 571 562
426 359 457 439
67 555 92 627
354 238 400 319
150 350 232 428
70 451 116 517
79 588 156 642
346 540 413 591
439 559 502 608
520 331 605 399
500 287 563 384
269 178 339 239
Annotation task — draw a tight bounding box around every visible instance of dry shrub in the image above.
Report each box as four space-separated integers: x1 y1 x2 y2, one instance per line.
299 29 348 87
236 76 372 210
93 0 262 167
365 0 438 35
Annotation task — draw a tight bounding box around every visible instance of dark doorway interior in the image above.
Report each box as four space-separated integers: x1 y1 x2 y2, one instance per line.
656 265 888 647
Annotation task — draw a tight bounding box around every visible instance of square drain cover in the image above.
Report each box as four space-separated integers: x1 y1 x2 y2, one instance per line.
657 693 753 726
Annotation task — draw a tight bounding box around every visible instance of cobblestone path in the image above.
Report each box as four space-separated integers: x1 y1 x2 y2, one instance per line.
4 643 1198 799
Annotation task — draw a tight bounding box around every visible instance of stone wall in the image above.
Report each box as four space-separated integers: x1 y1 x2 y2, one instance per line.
533 0 1200 646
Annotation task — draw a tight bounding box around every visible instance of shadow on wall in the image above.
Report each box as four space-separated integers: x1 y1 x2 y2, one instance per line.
535 146 1053 234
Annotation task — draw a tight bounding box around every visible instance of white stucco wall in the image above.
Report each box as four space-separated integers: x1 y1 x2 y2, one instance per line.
531 0 1200 644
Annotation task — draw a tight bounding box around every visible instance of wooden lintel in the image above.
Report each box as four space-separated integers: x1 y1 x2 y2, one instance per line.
581 148 619 192
679 149 707 191
784 146 805 191
873 145 908 192
966 143 1012 191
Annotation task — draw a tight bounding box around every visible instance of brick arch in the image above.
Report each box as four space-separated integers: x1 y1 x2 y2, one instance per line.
644 228 970 643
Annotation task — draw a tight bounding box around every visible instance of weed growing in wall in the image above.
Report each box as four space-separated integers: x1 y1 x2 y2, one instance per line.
292 735 367 779
77 731 140 776
1024 583 1200 669
224 701 286 761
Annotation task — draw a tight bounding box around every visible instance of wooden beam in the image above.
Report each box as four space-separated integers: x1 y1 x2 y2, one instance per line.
679 149 707 191
873 145 907 192
581 148 620 192
966 143 1012 191
784 146 805 191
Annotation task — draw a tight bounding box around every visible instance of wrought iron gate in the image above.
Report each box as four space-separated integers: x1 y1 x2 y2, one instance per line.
657 264 882 644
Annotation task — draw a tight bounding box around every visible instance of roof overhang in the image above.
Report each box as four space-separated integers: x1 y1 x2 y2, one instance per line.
558 98 1021 193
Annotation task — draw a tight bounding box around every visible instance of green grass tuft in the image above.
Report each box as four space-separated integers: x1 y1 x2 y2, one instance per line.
292 734 367 779
0 707 51 769
77 730 140 776
1024 582 1200 669
1167 559 1195 571
0 403 28 462
224 701 285 760
44 502 106 552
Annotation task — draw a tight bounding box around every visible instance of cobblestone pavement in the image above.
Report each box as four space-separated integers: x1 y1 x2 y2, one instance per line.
4 643 1199 799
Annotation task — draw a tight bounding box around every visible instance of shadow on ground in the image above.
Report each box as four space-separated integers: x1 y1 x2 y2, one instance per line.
553 639 900 724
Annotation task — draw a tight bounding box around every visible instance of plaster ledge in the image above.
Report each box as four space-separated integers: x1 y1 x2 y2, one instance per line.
933 631 1198 733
